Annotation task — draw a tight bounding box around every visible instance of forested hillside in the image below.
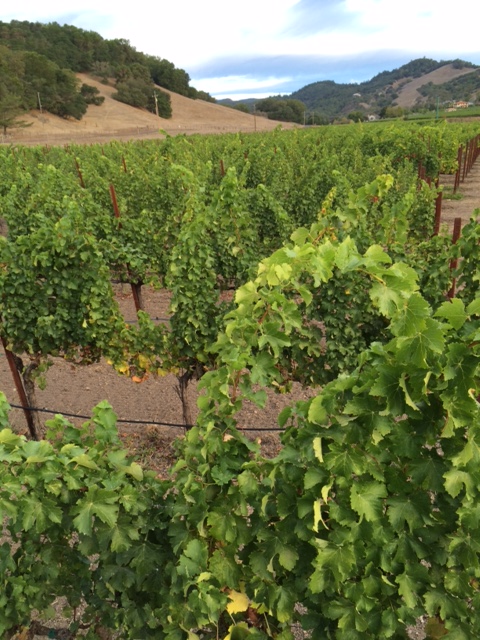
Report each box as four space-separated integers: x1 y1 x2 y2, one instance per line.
221 58 480 123
0 20 214 132
290 58 479 119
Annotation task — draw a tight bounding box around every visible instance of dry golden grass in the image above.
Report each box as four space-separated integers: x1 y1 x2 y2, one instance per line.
9 74 295 146
394 63 478 108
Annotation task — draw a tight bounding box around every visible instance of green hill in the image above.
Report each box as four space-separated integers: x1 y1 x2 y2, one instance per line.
220 58 480 122
291 58 479 118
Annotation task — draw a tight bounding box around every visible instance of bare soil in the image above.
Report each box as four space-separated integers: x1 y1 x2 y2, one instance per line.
438 160 480 228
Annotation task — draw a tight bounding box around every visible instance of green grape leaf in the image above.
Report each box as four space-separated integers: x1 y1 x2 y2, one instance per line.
434 298 467 330
350 481 387 522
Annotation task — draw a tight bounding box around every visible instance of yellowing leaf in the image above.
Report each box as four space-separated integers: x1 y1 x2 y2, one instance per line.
0 429 23 446
313 437 323 463
226 589 250 614
124 462 143 481
137 354 151 369
308 395 328 425
274 263 293 282
70 453 99 470
197 571 212 582
321 481 333 504
313 498 329 531
11 627 30 640
399 374 419 411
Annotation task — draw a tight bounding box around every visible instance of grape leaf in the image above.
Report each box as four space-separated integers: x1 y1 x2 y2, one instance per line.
350 481 387 522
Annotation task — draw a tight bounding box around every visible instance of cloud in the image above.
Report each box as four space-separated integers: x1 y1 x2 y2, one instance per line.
2 0 480 99
285 0 359 36
190 50 420 97
1 5 115 35
193 74 295 100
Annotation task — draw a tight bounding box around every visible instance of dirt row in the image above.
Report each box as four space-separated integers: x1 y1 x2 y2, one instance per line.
438 159 480 228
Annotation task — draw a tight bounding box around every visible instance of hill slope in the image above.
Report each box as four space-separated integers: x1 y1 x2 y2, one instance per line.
10 75 294 145
392 64 478 107
289 59 479 118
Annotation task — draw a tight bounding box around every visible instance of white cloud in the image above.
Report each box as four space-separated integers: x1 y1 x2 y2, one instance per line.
2 0 479 97
111 0 300 68
192 74 293 99
344 0 479 54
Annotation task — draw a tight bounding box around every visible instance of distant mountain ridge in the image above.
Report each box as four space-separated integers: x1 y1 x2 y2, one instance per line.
220 58 480 120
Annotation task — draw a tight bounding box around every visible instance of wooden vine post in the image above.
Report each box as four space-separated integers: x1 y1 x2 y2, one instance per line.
453 146 463 194
0 336 40 440
433 190 443 236
448 217 462 300
109 183 144 312
74 158 85 188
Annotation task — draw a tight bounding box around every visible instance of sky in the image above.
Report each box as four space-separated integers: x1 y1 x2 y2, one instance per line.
2 1 480 100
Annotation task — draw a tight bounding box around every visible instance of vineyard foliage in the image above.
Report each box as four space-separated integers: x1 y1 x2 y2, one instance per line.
0 121 477 385
0 121 479 638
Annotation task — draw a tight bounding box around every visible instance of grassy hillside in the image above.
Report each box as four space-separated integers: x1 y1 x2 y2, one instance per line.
290 58 479 119
0 19 214 131
220 58 480 121
8 74 296 145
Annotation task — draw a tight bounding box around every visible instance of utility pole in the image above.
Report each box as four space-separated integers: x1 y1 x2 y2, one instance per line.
153 92 159 117
37 92 43 114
